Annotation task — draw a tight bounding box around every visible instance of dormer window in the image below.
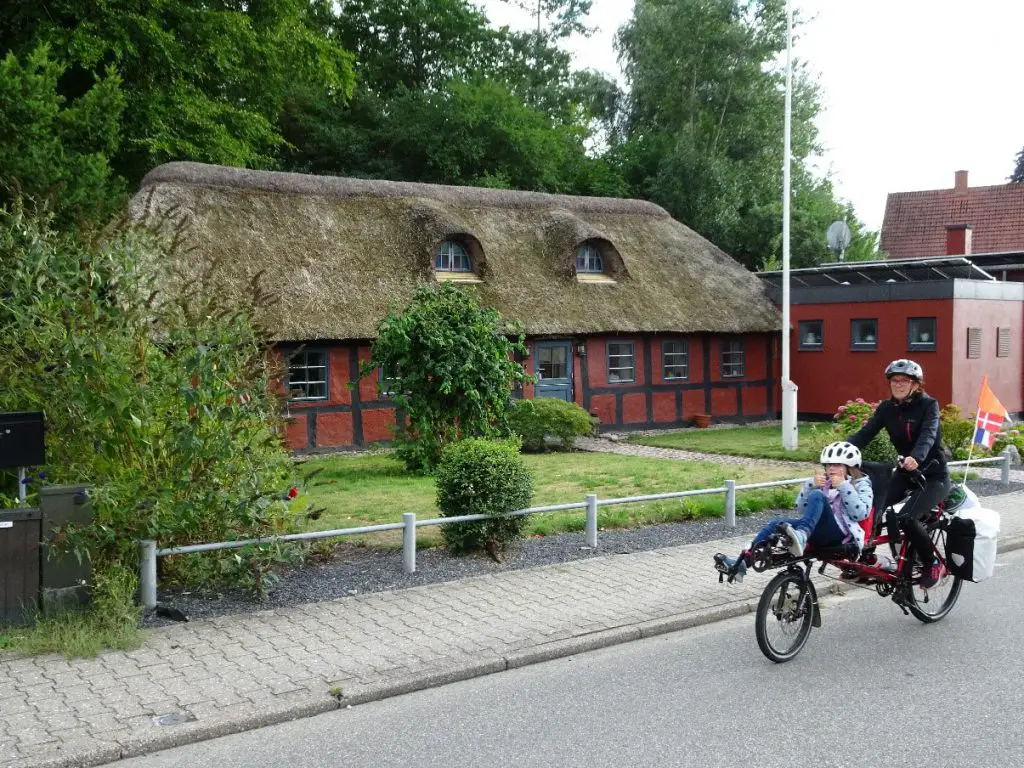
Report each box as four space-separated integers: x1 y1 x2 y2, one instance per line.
436 240 472 272
576 244 603 273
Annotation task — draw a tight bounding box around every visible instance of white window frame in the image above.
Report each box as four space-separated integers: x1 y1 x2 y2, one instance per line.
576 244 604 274
435 240 472 272
662 339 689 380
606 341 635 384
720 339 745 378
288 349 329 401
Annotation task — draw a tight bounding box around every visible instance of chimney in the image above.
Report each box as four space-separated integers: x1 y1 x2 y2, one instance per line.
954 170 969 194
945 224 972 255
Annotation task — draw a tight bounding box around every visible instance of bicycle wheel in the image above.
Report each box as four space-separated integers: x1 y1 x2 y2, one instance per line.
907 524 962 623
755 571 814 663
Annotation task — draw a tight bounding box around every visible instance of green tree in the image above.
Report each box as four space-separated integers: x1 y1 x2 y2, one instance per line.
615 0 855 269
362 283 532 472
1010 146 1024 183
1 0 355 188
0 46 125 224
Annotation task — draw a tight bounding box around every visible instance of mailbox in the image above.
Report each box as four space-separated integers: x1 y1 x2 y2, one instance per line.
0 411 45 470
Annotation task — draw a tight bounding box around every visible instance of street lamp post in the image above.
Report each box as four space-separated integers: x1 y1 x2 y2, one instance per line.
781 0 798 450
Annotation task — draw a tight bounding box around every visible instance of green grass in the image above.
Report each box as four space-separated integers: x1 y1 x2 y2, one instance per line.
627 424 829 462
300 451 805 548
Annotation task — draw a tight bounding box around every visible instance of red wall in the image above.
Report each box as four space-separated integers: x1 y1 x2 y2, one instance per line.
951 299 1023 414
790 300 954 415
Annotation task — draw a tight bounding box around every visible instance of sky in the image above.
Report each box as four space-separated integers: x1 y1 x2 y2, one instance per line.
480 0 1024 232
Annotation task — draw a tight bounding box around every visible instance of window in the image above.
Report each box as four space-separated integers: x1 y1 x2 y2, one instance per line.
908 317 936 351
997 327 1012 358
798 320 823 350
607 342 635 383
435 240 471 272
576 244 604 273
379 365 400 397
967 328 982 360
720 339 745 378
288 350 328 401
851 319 878 350
537 345 569 381
663 339 689 380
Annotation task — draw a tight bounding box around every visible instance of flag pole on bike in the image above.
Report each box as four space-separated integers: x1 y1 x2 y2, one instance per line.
963 375 1009 487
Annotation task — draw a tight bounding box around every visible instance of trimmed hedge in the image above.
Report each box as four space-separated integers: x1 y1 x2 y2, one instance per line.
435 438 534 559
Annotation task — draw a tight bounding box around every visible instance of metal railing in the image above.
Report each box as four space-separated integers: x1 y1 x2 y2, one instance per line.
137 454 1012 609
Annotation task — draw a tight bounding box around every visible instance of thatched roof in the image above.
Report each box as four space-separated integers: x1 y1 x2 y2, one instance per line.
133 162 780 340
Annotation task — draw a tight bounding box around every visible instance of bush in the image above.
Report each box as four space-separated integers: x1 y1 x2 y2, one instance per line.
941 404 978 460
508 398 596 452
363 284 531 472
0 200 308 595
831 399 898 463
435 438 534 560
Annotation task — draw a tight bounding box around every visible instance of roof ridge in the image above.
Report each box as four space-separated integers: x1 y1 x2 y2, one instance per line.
139 162 672 218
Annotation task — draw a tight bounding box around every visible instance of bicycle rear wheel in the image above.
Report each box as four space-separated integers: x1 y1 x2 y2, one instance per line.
755 571 814 663
908 524 962 623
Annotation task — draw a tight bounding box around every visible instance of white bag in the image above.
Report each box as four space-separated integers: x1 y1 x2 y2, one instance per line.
946 506 1000 582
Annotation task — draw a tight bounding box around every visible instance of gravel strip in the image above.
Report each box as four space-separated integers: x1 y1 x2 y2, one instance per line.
142 477 1022 627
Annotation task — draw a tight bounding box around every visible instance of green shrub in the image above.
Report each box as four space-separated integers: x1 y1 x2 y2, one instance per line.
508 398 596 452
435 438 534 559
941 404 978 460
831 399 898 463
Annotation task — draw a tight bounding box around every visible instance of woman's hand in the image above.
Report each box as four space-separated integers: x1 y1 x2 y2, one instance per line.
901 456 919 472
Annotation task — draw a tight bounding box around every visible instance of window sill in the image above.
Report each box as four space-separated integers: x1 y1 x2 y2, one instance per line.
576 274 617 284
436 272 482 283
798 346 824 352
851 345 877 352
908 345 936 353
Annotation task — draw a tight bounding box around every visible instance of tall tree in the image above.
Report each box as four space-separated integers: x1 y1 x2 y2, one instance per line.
615 0 865 269
1011 146 1024 183
1 0 356 189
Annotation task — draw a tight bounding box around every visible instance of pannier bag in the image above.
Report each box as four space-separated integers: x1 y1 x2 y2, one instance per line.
945 507 1000 582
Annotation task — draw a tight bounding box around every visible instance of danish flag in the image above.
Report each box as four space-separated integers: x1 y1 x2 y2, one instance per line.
974 376 1009 449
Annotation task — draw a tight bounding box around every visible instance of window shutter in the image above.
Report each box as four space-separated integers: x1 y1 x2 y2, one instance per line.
997 327 1011 358
966 327 982 359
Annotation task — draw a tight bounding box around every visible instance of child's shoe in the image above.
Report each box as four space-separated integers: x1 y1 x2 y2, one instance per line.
781 523 807 557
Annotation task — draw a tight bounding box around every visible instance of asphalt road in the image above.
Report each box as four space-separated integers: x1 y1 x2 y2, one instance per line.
121 549 1024 768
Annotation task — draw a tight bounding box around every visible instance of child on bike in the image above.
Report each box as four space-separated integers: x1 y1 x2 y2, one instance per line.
716 441 873 582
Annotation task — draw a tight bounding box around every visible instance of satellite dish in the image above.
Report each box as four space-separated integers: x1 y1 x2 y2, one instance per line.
827 220 852 261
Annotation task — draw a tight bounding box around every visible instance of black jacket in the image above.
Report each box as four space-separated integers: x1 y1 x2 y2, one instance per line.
847 393 948 477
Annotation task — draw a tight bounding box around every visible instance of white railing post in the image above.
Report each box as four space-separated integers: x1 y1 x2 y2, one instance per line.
585 494 598 549
403 513 417 574
724 480 736 528
139 540 157 610
1002 452 1011 487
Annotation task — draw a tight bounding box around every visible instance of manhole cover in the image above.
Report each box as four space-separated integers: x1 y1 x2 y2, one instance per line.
153 711 197 726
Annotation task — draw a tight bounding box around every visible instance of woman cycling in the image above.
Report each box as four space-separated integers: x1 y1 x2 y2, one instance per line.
846 359 949 588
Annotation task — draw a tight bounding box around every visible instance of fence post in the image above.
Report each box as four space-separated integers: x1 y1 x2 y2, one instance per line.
724 480 736 528
1002 452 1011 487
139 540 157 611
585 494 598 549
403 513 417 574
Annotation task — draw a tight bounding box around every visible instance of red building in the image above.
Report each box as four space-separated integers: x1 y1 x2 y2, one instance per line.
760 258 1023 419
135 163 782 450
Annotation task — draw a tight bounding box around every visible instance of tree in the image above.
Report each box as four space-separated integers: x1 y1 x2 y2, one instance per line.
1011 146 1024 183
1 0 356 188
0 46 125 224
614 0 852 270
362 284 532 472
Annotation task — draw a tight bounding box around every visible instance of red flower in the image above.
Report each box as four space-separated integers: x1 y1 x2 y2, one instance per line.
287 486 299 499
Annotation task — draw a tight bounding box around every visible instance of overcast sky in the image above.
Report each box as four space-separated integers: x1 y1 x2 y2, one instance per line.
480 0 1024 232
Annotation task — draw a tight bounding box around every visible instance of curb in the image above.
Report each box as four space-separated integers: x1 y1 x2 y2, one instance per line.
28 535 1024 768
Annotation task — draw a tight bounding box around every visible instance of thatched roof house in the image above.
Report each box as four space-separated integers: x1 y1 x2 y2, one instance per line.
133 162 781 449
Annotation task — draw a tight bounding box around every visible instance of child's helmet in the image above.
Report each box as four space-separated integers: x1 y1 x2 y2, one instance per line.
820 441 862 468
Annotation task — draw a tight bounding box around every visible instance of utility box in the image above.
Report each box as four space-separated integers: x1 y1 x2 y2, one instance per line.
39 485 92 615
0 508 42 626
0 411 45 469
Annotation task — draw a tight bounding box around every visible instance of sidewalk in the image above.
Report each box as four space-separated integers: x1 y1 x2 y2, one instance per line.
3 490 1023 768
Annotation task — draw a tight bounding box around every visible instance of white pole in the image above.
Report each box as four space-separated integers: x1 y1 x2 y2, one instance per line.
781 0 798 450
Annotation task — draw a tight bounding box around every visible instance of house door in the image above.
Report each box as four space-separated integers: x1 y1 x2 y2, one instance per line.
534 341 573 402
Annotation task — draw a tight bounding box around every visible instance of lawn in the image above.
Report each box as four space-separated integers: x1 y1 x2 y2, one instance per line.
627 424 830 462
298 451 808 548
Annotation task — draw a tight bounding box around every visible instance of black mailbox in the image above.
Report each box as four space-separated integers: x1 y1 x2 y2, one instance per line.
0 411 45 469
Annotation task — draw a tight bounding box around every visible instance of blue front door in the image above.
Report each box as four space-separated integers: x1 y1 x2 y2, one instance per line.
534 341 573 402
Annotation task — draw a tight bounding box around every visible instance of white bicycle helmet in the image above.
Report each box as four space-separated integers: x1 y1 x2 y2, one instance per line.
884 359 923 381
819 441 862 468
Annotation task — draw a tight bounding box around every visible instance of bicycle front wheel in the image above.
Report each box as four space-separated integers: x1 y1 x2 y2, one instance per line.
908 525 963 623
755 571 815 663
